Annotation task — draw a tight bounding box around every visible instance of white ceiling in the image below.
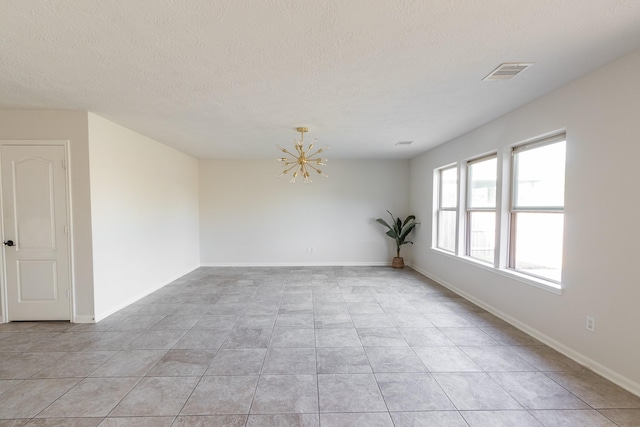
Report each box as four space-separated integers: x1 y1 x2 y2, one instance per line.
1 1 640 159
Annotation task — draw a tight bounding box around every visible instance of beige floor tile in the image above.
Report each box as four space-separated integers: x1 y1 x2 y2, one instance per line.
98 417 174 427
24 418 102 426
251 375 318 414
433 372 522 410
414 346 482 372
598 408 640 427
318 374 387 413
37 377 140 418
460 410 543 426
0 267 637 426
321 413 391 427
390 411 469 427
172 415 247 426
89 350 167 377
110 376 199 416
376 373 454 411
546 371 640 409
181 375 259 415
0 379 80 418
148 349 216 376
530 409 617 426
490 371 589 410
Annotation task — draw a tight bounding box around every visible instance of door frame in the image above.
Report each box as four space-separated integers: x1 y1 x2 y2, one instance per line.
0 140 75 323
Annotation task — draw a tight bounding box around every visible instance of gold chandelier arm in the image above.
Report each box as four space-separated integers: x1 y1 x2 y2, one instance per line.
305 156 326 165
305 147 327 158
282 148 298 157
306 162 327 176
306 163 321 173
278 157 299 163
279 163 299 177
301 164 311 183
278 144 299 158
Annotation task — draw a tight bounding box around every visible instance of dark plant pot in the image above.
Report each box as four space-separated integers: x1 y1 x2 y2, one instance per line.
392 257 404 269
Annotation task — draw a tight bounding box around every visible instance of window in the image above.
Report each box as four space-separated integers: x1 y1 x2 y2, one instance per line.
431 132 566 290
466 155 497 263
510 135 566 282
436 165 457 252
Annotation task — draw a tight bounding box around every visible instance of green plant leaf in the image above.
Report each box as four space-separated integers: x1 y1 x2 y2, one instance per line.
387 211 397 226
402 215 416 227
400 223 417 240
377 211 418 256
376 218 392 230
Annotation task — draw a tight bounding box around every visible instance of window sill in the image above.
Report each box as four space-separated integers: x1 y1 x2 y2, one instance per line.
429 247 563 295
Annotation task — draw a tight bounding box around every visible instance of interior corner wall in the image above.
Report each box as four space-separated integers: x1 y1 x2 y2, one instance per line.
0 110 95 321
199 159 410 266
409 49 640 391
88 113 199 320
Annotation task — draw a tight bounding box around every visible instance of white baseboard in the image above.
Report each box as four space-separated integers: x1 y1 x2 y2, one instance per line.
94 265 199 322
408 263 640 398
200 261 391 267
72 315 95 324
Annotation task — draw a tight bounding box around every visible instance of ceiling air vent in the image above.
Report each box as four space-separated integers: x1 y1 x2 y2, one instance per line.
483 63 533 81
395 141 413 146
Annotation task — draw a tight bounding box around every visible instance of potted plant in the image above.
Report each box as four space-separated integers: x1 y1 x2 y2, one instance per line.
376 211 418 268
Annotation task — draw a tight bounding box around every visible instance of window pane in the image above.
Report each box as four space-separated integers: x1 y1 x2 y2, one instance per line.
437 210 456 252
469 157 497 208
512 212 564 282
469 211 495 263
440 167 458 208
514 141 566 208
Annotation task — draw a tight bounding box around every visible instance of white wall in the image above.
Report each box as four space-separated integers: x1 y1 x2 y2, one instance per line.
88 113 200 320
410 49 640 392
200 159 410 265
0 110 95 321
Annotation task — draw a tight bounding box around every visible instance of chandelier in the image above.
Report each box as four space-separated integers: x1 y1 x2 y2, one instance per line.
277 127 328 183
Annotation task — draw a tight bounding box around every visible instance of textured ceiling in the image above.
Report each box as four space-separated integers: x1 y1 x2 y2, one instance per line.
1 0 640 159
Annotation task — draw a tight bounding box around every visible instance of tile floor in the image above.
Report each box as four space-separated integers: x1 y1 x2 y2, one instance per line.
0 266 639 426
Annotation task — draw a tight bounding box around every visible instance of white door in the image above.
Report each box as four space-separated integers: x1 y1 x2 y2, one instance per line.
1 145 71 321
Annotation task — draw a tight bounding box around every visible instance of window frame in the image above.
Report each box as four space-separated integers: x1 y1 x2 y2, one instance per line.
465 154 498 264
436 164 458 253
508 134 566 283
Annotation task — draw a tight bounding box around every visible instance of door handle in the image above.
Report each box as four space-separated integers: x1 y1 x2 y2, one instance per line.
3 240 14 247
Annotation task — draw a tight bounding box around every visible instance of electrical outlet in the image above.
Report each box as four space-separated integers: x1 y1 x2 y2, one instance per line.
586 316 595 332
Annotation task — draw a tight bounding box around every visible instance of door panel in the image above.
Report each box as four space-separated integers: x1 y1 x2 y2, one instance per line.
18 260 58 301
1 145 70 321
14 157 57 250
